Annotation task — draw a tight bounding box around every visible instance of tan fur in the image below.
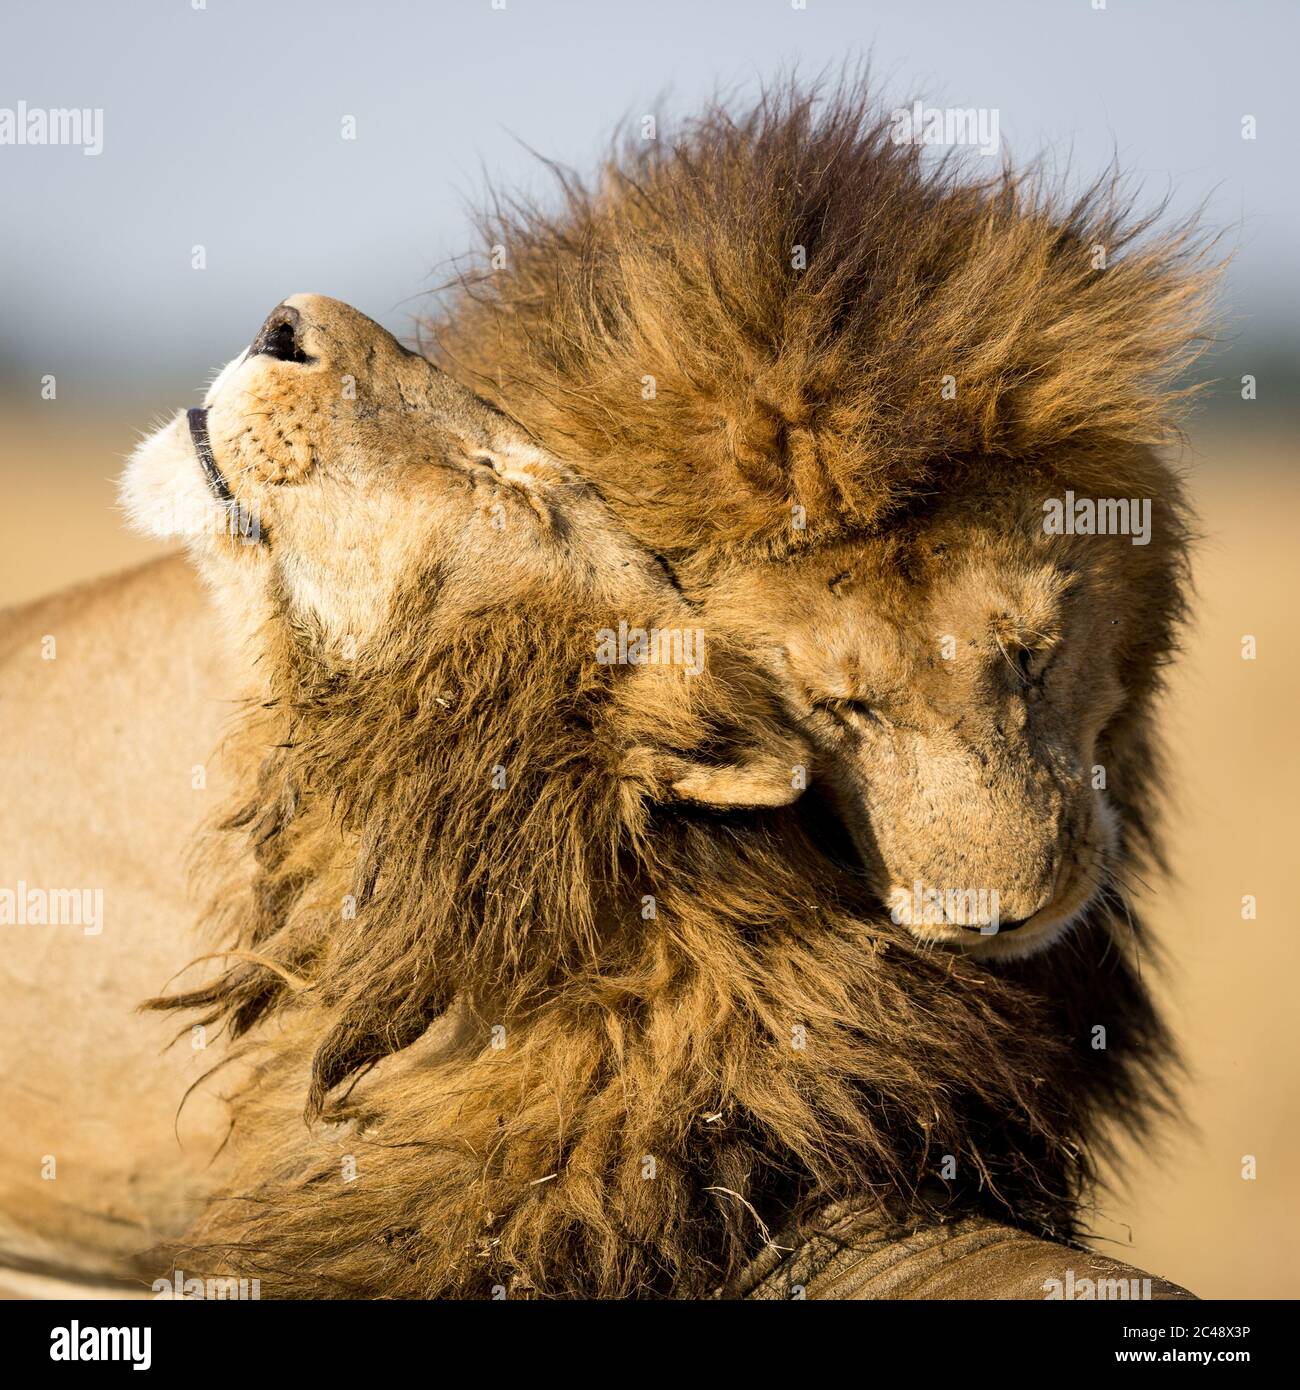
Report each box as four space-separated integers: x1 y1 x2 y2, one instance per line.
0 559 242 1282
122 293 1177 1299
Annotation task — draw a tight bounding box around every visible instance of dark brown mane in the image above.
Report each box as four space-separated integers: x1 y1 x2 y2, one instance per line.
149 558 1170 1298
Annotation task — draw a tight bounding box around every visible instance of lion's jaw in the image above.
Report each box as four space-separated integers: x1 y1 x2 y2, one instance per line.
119 354 270 657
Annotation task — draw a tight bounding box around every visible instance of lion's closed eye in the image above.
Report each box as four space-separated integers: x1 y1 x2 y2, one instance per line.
811 696 892 729
1013 645 1052 684
1012 633 1065 687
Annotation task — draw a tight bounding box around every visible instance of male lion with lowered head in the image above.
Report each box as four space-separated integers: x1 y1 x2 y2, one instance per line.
431 83 1212 960
111 292 1191 1298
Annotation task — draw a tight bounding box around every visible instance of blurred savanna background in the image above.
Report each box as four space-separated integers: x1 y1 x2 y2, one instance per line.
2 0 1296 1296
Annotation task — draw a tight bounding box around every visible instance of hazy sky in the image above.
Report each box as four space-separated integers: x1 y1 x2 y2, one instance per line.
1 0 1294 398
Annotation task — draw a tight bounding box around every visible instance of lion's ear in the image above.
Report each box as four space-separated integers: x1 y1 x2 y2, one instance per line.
654 745 810 809
614 645 812 810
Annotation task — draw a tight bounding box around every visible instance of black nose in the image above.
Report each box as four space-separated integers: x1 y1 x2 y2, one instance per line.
249 304 313 363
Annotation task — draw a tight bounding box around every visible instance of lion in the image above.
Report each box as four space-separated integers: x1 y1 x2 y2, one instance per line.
110 293 1190 1298
428 79 1214 963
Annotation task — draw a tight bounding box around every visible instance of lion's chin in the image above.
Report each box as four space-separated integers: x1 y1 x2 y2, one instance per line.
120 408 262 554
928 909 1083 961
119 412 224 542
120 351 255 547
897 863 1103 962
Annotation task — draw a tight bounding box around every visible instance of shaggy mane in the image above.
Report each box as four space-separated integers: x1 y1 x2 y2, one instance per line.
149 564 1170 1299
426 77 1217 557
144 77 1210 1299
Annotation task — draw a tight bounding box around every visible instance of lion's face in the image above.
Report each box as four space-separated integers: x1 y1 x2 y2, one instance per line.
121 295 812 820
691 498 1178 961
121 295 668 654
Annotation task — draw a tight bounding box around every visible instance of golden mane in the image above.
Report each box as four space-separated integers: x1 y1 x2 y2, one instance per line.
427 78 1216 560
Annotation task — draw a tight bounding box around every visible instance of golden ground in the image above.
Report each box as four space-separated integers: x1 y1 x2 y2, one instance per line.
2 403 1296 1297
1 401 161 606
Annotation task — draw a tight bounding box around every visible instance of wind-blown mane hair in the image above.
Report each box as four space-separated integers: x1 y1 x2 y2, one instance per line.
150 556 1166 1298
426 78 1215 559
144 77 1213 1299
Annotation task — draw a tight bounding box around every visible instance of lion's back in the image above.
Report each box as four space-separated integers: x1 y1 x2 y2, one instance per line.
0 555 239 1284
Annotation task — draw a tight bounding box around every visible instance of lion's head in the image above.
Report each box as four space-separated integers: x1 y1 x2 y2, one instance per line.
429 81 1210 963
685 475 1185 959
120 296 673 657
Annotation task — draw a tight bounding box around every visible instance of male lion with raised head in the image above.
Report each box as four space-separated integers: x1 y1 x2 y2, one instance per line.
108 292 1190 1298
